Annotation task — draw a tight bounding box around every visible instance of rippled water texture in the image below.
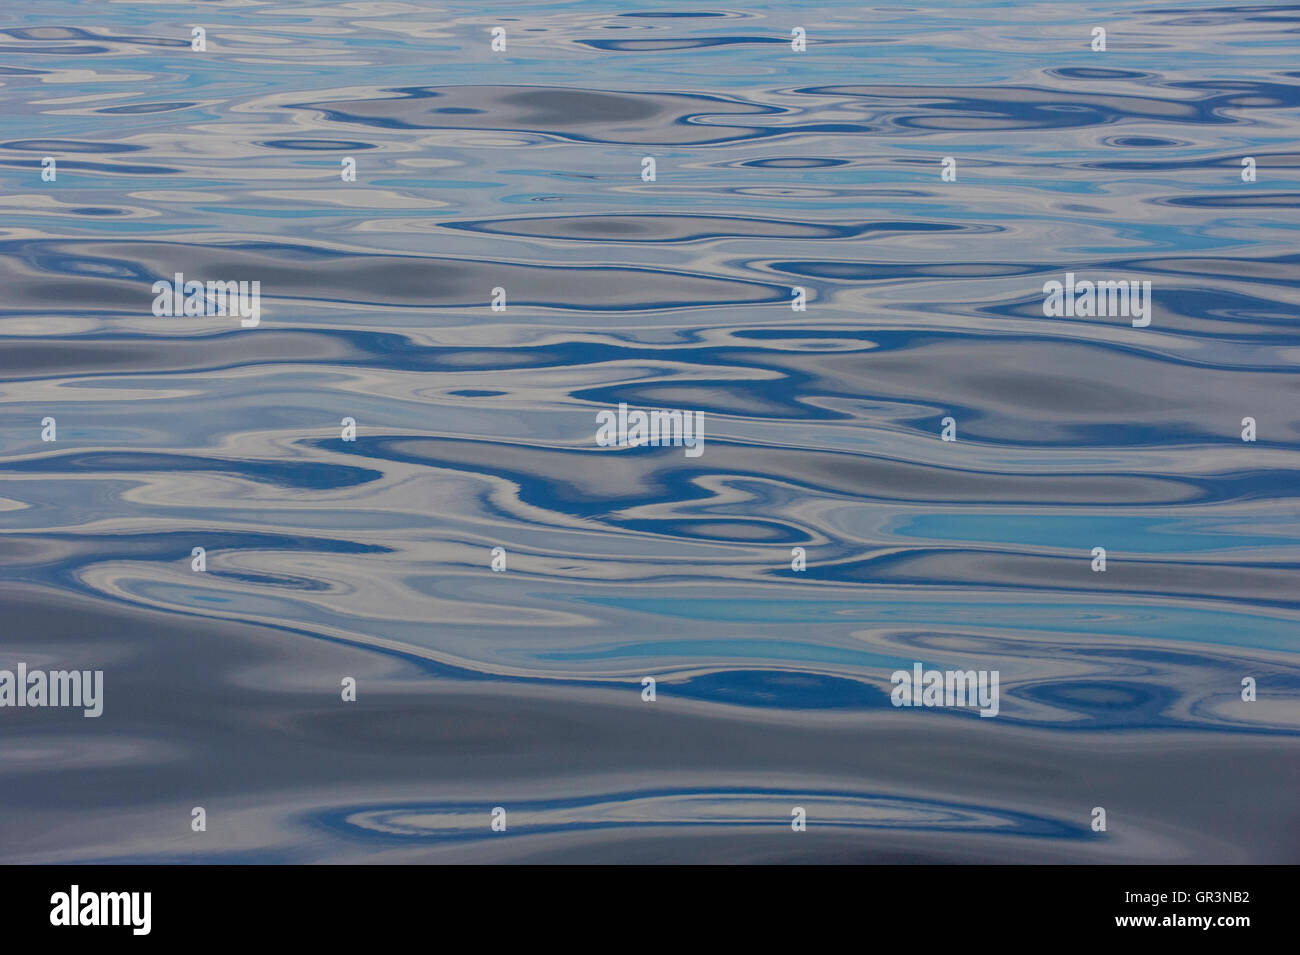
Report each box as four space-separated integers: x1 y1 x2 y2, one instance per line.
2 1 1299 863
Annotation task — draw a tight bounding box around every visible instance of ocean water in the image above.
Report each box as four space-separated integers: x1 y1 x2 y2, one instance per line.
1 0 1298 863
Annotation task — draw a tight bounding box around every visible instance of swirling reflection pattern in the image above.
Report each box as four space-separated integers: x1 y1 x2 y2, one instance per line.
0 1 1297 862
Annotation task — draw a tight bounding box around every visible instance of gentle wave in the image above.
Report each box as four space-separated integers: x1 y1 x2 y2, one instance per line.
1 0 1298 863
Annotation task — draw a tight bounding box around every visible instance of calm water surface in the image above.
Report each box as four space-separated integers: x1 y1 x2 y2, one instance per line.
1 1 1298 862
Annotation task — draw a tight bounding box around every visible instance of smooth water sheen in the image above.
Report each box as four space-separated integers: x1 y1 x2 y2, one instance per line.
1 1 1298 863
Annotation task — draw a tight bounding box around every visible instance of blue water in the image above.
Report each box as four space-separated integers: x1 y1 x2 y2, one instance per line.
1 1 1298 863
